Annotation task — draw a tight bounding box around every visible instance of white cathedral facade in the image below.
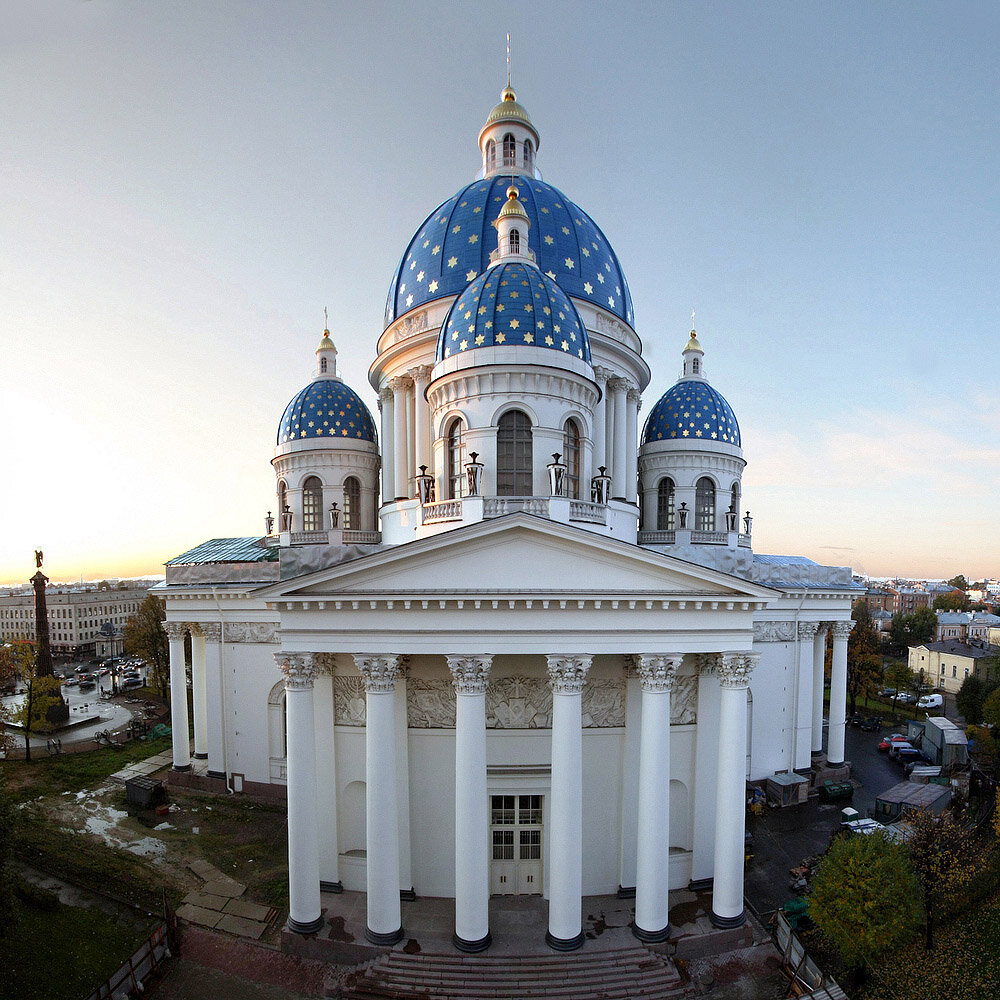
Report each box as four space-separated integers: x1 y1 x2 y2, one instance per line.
159 85 855 952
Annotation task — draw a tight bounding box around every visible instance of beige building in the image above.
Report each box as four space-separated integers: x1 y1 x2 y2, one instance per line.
909 640 997 695
0 585 151 659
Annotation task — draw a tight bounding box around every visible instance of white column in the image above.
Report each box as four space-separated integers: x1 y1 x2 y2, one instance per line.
395 672 413 894
795 623 818 772
405 380 416 490
827 621 853 767
625 388 640 505
189 628 209 759
379 386 395 504
633 654 680 943
812 626 827 756
356 655 404 946
278 652 324 934
448 655 493 952
690 654 721 883
619 666 641 889
412 366 431 477
164 622 190 771
314 668 341 891
711 652 756 928
592 368 608 481
545 654 591 951
202 623 226 777
611 378 628 500
392 378 410 500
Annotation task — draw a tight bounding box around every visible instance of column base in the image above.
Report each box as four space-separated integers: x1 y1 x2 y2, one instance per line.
400 887 417 902
453 931 492 953
192 752 208 760
688 877 713 892
631 921 670 944
616 884 636 899
171 763 191 772
710 909 746 929
206 769 227 779
366 925 404 946
545 929 585 952
287 914 325 935
320 880 343 894
826 760 845 769
793 766 811 776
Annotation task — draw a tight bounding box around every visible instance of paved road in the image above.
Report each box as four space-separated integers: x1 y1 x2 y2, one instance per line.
744 721 917 916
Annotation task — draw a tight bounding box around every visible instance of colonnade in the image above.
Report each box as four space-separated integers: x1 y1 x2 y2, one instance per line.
164 621 223 775
273 648 758 950
376 365 640 505
794 620 853 771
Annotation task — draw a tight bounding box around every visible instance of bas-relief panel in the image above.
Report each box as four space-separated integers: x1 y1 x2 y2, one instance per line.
224 622 280 644
753 621 796 643
334 674 697 728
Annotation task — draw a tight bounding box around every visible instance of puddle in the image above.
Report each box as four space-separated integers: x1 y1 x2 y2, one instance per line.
127 837 166 857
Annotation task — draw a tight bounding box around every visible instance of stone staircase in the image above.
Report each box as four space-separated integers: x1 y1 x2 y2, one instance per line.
327 946 688 999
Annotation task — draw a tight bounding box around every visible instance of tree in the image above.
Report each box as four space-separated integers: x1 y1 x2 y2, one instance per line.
8 641 62 763
848 602 882 715
984 686 1000 730
123 594 169 699
910 606 937 644
933 591 970 612
947 575 969 592
0 647 16 755
809 832 921 972
905 810 978 949
885 661 914 713
956 675 998 726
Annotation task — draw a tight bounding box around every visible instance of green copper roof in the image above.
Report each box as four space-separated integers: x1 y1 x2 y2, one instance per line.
166 537 278 565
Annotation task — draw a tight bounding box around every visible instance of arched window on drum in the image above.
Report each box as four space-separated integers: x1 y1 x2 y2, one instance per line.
342 476 361 530
497 410 532 496
302 476 323 532
447 418 466 499
695 477 715 532
657 478 675 530
562 419 581 499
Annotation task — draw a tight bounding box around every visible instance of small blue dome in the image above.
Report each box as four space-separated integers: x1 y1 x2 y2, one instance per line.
385 176 633 329
277 379 377 446
642 381 741 448
436 262 592 364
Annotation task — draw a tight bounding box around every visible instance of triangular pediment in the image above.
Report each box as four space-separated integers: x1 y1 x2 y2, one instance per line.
257 515 776 603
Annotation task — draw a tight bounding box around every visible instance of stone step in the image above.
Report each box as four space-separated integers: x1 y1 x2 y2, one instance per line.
331 947 688 1000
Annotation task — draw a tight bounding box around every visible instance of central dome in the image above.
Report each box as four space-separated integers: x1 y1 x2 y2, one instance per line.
436 261 591 364
385 175 633 329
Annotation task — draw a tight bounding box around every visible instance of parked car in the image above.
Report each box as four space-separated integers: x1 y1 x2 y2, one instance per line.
122 676 144 690
849 713 865 728
878 734 908 752
861 716 881 731
917 693 944 710
897 692 917 705
889 740 916 760
896 747 928 768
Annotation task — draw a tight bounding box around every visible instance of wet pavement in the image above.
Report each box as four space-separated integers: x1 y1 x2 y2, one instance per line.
744 721 920 916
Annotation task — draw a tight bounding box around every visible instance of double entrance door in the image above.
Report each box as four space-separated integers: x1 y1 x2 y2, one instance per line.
490 794 543 895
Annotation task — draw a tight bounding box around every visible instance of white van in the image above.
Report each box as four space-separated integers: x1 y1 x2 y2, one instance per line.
917 693 944 710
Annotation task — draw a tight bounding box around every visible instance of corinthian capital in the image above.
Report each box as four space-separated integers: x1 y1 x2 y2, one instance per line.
163 621 188 641
695 652 720 676
797 621 820 641
636 654 682 692
409 364 433 383
608 375 629 393
388 375 413 394
379 385 394 406
448 655 493 694
546 655 592 694
275 652 317 690
832 620 855 640
718 652 757 689
354 654 401 693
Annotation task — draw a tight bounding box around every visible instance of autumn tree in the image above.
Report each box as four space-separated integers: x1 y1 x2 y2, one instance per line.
885 661 914 713
848 602 882 715
123 595 169 699
7 641 62 763
0 646 16 755
984 686 1000 730
957 675 997 726
933 591 970 612
809 832 921 974
905 810 978 949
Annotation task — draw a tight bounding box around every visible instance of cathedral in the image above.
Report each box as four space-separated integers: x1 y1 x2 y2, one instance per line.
159 83 856 952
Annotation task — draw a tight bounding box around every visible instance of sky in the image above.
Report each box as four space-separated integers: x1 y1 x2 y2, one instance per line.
1 1 997 585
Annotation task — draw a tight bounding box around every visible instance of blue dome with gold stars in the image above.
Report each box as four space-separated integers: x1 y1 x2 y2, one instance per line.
386 176 633 330
436 261 591 364
641 381 741 448
277 379 377 446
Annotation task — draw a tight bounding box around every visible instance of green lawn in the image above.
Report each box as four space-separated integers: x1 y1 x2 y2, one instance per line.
0 897 153 1000
2 735 171 803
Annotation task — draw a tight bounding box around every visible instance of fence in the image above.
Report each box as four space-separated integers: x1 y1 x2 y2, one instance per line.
85 920 171 1000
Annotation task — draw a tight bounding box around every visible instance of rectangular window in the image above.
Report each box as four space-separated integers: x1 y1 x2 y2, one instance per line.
492 829 514 861
491 795 515 825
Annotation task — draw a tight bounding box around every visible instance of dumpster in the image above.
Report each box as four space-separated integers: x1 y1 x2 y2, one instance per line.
125 775 167 808
817 780 854 803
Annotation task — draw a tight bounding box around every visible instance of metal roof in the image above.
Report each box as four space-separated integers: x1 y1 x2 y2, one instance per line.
166 537 278 565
